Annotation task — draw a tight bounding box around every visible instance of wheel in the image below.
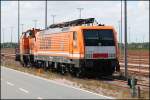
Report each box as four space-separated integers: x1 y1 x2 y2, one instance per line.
69 67 76 76
37 61 41 68
43 62 48 71
23 61 28 67
60 64 67 75
75 68 85 78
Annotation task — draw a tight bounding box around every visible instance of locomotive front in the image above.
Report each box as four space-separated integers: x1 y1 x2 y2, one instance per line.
79 26 120 76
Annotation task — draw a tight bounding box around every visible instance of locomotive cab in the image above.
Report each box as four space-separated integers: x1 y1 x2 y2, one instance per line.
19 28 41 66
78 26 120 75
83 28 117 59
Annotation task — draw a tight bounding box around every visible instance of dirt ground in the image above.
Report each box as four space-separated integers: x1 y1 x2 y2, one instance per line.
1 48 16 54
127 49 149 57
1 48 149 99
1 58 149 99
119 49 149 59
1 48 149 74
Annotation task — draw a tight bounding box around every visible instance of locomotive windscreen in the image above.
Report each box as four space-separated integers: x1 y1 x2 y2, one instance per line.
83 29 115 46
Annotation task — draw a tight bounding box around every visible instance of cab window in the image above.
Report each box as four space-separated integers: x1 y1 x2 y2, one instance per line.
73 31 77 48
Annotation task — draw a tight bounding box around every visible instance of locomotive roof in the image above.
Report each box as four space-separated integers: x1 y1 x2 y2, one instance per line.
48 18 95 28
40 27 71 35
39 25 114 35
38 18 115 35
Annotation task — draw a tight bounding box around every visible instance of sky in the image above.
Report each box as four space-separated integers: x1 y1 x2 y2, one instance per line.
1 1 149 43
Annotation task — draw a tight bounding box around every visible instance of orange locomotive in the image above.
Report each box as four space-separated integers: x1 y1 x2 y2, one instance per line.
17 18 120 77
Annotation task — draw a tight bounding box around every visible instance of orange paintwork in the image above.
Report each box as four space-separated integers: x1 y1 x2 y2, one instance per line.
20 26 119 59
20 33 29 54
20 28 41 55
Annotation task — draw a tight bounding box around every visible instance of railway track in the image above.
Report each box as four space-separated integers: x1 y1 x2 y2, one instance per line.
120 55 149 59
1 53 149 87
1 53 15 58
120 68 149 77
1 53 149 76
120 58 149 61
96 75 149 92
119 60 149 65
120 62 149 68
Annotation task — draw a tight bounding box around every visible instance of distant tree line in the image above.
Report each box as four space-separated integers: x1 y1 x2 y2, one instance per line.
118 42 149 50
1 42 149 50
1 42 18 48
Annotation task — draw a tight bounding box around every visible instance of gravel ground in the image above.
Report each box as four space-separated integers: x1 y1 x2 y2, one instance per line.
1 57 149 99
1 48 149 99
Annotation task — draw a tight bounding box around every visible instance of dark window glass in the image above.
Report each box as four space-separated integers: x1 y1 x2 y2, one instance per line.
73 31 77 48
83 29 115 46
73 31 77 41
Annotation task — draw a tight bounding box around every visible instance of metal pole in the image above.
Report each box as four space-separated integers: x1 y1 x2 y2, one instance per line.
2 28 4 44
131 76 137 97
77 8 83 19
11 27 13 43
143 35 145 43
118 20 121 54
129 26 130 43
33 20 37 29
51 15 56 24
18 0 20 45
121 0 123 53
139 45 141 73
124 0 128 79
2 28 5 48
21 24 24 33
139 38 143 73
136 37 138 48
45 0 47 29
10 27 13 48
138 86 141 98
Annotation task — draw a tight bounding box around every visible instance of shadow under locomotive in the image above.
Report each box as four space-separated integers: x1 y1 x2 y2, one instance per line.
16 54 120 79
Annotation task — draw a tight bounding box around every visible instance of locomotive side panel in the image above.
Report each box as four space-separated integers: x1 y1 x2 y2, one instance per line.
35 32 70 56
112 28 119 58
20 35 29 55
33 31 74 64
69 31 84 59
29 36 36 54
19 32 30 65
17 25 120 77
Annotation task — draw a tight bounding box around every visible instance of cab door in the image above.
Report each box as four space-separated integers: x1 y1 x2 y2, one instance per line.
69 31 78 59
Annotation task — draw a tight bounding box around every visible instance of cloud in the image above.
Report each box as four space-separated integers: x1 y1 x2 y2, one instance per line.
1 1 149 43
138 1 149 11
